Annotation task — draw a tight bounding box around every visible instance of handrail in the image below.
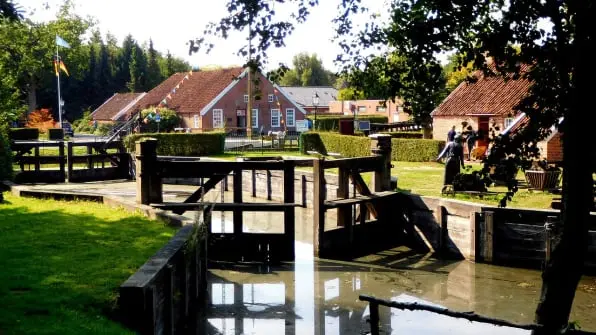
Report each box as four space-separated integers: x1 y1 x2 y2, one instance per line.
359 294 543 334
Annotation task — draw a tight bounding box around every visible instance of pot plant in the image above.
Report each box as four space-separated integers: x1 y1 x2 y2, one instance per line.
524 160 561 191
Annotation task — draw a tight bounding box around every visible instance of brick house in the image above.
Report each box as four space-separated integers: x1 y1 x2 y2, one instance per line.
130 67 306 133
328 99 410 122
431 65 562 162
502 113 563 163
91 93 146 123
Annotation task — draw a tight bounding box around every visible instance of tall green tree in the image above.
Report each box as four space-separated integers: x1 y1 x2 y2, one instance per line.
128 42 147 92
115 34 135 91
196 0 595 333
146 39 162 89
278 52 335 86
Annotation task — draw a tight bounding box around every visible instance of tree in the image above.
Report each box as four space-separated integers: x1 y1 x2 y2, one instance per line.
278 52 336 86
128 42 147 92
0 0 20 21
146 39 162 89
115 34 135 90
196 0 595 333
442 54 474 95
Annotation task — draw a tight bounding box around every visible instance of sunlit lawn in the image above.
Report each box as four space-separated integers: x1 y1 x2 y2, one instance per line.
0 194 176 334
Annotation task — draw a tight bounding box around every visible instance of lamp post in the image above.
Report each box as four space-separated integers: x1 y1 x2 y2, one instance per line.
312 92 319 130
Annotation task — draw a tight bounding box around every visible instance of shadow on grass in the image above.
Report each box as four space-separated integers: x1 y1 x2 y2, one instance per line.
0 196 176 334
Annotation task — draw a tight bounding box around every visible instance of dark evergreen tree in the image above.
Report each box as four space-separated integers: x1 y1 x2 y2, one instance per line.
128 43 147 92
146 38 162 90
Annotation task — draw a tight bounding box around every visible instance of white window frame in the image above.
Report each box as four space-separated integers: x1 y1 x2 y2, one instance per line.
243 94 249 103
358 106 367 113
285 108 295 127
251 108 259 128
268 94 274 103
375 106 387 112
504 117 515 129
193 114 199 128
213 109 224 129
270 109 280 128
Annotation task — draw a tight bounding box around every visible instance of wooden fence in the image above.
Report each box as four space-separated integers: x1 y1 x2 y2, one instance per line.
12 141 65 183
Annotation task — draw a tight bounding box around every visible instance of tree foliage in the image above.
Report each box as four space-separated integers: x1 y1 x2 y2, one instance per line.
277 52 336 86
198 0 595 332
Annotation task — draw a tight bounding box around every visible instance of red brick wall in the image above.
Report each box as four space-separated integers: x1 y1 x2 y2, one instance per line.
547 132 563 163
200 72 305 132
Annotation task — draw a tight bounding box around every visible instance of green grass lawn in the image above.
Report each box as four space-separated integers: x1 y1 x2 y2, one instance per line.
0 194 176 334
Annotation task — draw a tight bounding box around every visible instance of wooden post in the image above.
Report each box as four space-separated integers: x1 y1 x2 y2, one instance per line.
436 206 448 254
266 170 272 200
135 139 162 205
233 168 243 235
87 144 93 169
283 160 295 259
483 211 495 263
545 216 556 263
369 134 392 192
337 167 351 227
34 145 40 172
369 301 380 335
251 169 257 197
66 141 73 181
469 211 481 262
58 141 65 181
301 175 307 208
313 158 326 257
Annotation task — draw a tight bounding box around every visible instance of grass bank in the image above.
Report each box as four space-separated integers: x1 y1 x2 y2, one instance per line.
0 194 176 334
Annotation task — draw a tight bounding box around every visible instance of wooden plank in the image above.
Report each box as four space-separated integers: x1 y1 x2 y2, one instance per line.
469 212 480 262
34 146 40 171
152 202 300 211
337 167 351 227
321 156 382 171
158 161 286 178
173 172 231 215
283 160 295 260
233 169 243 235
67 142 73 180
436 206 448 255
87 145 93 169
313 159 326 257
350 172 379 218
484 211 494 263
324 191 397 209
18 155 63 164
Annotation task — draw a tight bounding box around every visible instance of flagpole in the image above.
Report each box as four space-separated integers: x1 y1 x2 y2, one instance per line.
56 37 63 128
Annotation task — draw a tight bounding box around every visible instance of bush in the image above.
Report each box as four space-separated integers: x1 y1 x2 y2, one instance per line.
74 110 94 134
0 129 12 183
26 108 55 134
140 108 180 133
124 133 225 156
94 123 111 136
9 128 39 141
307 115 388 131
391 138 445 162
48 128 64 140
453 170 490 192
381 131 423 139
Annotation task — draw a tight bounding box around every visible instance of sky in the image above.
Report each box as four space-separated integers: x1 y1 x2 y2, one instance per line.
18 0 390 72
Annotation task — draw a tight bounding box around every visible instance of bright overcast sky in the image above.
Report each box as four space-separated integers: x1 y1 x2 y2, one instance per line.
18 0 390 72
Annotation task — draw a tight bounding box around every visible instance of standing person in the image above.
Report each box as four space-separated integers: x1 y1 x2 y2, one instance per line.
447 125 456 142
465 125 477 159
437 134 466 187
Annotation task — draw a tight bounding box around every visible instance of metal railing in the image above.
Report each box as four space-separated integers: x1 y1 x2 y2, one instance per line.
221 127 301 153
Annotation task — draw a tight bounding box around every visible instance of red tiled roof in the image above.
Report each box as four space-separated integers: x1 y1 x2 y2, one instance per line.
91 93 145 121
130 67 245 116
432 65 533 117
507 115 529 134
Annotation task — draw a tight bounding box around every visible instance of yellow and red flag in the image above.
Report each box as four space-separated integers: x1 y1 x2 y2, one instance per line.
59 60 69 76
53 60 59 76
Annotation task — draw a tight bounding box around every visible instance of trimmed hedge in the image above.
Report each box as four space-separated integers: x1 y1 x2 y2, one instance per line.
124 132 225 156
48 128 64 140
9 128 39 141
301 132 445 162
307 115 388 132
391 138 445 162
381 131 423 139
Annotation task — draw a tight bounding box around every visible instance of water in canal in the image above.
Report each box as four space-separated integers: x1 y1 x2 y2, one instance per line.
197 210 596 335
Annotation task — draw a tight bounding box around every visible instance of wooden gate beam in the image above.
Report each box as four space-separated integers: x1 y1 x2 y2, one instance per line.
173 171 232 215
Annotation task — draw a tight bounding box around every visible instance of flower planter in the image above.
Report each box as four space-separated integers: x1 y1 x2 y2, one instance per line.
524 170 561 191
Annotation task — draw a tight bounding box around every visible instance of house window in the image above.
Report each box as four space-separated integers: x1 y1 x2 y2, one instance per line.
213 109 224 129
504 117 515 129
193 115 199 128
268 94 274 103
243 94 249 103
358 106 367 113
376 106 386 112
251 108 259 128
285 108 295 127
271 109 280 127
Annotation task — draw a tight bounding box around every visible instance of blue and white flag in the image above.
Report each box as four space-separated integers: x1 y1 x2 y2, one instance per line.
56 35 71 48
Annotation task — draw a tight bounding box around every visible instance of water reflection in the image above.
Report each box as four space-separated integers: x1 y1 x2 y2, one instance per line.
201 242 596 334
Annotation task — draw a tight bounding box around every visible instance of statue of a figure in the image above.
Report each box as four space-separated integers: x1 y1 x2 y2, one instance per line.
437 134 466 186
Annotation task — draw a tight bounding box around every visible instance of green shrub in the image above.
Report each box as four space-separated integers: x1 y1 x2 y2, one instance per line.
140 108 180 133
390 138 445 162
48 128 64 140
381 131 423 139
124 133 225 156
74 110 93 134
301 132 445 161
0 129 12 182
307 115 388 132
94 123 111 136
9 128 39 141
